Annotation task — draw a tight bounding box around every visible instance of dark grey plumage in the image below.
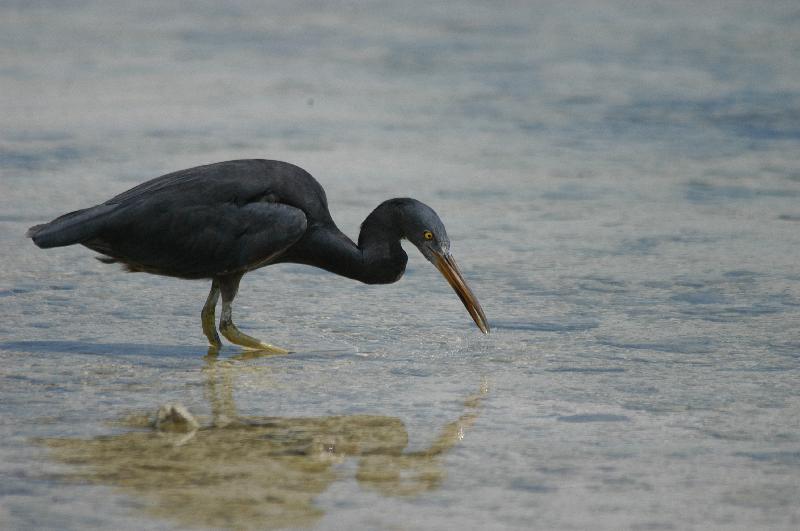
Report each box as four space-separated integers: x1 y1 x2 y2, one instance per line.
28 159 489 351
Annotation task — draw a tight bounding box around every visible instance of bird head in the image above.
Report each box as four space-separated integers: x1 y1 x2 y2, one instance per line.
395 199 490 334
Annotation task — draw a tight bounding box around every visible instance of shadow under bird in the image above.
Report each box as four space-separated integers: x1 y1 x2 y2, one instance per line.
27 160 489 352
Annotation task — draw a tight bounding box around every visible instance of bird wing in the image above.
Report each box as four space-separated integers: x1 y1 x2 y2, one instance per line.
85 201 308 279
104 160 328 214
106 162 232 206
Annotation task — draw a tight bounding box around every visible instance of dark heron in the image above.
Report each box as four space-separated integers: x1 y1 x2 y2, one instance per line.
27 160 489 353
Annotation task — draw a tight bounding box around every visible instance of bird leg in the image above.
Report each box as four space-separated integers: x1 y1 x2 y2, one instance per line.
201 279 222 353
217 274 288 354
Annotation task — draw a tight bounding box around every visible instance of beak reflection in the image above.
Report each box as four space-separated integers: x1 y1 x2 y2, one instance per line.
434 252 490 334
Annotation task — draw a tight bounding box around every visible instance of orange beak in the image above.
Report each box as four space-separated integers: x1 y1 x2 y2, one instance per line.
434 253 490 334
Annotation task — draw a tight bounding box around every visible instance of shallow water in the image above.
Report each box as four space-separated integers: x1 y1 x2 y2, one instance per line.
2 1 800 529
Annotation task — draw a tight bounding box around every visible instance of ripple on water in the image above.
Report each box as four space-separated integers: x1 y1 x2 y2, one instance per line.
0 145 87 171
557 414 631 423
685 181 800 203
508 478 557 493
546 367 626 374
597 337 715 355
492 320 600 332
734 451 800 466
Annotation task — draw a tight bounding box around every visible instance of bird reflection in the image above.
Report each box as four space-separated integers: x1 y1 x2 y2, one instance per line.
44 357 488 530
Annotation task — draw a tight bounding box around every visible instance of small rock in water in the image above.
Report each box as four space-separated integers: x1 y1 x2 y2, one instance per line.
154 404 199 433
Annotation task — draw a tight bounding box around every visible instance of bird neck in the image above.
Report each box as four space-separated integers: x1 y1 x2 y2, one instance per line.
296 200 408 285
356 200 408 284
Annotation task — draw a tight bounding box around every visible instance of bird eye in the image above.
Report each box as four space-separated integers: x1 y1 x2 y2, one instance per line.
423 230 433 241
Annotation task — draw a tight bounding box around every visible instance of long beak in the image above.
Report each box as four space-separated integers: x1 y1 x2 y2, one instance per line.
434 252 490 334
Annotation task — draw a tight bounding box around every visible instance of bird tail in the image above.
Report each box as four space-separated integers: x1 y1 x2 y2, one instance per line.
27 204 117 248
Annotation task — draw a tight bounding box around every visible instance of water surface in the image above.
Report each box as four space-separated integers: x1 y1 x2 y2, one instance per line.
1 1 799 529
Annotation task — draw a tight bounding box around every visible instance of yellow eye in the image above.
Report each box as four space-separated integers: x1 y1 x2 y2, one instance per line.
423 230 433 241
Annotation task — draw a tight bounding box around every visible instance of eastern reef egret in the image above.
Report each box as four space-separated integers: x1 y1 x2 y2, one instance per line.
28 160 489 353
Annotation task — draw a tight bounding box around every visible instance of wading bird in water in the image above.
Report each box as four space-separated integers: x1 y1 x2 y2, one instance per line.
28 160 489 353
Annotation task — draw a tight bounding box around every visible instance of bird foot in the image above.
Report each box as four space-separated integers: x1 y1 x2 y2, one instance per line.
219 321 289 354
